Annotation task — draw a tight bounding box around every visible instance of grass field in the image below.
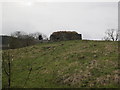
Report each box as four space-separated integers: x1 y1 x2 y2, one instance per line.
2 40 119 88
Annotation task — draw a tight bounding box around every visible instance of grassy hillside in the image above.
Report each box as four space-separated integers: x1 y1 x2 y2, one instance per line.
0 35 40 50
2 40 119 88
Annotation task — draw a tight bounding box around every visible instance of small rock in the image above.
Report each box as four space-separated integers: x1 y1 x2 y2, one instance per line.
79 56 85 59
83 46 87 48
93 55 97 58
93 60 96 63
60 44 64 46
93 44 97 46
105 54 108 56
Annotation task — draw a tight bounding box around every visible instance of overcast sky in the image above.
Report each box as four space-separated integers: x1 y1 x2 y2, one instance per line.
0 1 118 40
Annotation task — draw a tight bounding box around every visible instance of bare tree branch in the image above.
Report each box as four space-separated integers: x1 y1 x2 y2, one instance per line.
3 59 9 76
24 65 32 87
104 29 118 41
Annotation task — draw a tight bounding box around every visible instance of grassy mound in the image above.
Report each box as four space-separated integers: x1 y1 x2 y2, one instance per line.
2 40 119 88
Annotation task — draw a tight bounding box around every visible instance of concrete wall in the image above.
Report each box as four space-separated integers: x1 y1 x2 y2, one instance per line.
50 31 82 41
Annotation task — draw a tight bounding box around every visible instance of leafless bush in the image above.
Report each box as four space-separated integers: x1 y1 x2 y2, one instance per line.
103 29 119 41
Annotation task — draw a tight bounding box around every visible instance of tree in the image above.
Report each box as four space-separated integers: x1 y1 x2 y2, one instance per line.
42 34 48 40
11 31 27 39
39 35 43 40
103 29 119 41
29 32 48 40
2 49 12 88
29 32 42 40
24 35 35 46
9 31 48 48
10 31 36 48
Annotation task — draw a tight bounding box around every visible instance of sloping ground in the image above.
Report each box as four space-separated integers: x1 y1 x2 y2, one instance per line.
2 40 119 88
0 35 40 50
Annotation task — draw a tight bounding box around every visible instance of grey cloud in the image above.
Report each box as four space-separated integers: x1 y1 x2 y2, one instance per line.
2 2 118 40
